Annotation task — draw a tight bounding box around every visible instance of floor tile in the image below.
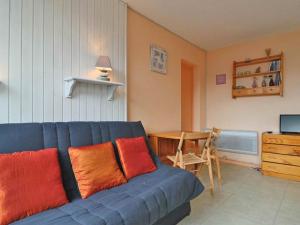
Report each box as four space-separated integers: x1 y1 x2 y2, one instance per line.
179 163 299 225
221 190 280 225
274 214 300 225
276 198 300 223
201 210 261 225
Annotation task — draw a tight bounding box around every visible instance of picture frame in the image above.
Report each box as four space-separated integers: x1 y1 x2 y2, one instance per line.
216 73 226 85
150 45 168 74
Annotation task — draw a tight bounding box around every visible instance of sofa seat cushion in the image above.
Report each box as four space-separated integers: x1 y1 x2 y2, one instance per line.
11 165 204 225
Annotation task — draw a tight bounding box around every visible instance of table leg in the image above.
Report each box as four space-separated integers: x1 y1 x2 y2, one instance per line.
151 136 159 156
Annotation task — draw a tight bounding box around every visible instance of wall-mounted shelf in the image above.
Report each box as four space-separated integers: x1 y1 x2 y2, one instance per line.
235 54 282 67
64 77 124 101
234 70 281 79
233 86 281 98
232 53 284 98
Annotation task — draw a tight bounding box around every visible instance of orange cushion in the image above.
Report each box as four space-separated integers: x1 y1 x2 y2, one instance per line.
116 137 157 179
68 142 127 199
0 148 68 225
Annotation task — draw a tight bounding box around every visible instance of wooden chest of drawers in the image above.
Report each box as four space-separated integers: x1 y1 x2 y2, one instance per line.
262 133 300 181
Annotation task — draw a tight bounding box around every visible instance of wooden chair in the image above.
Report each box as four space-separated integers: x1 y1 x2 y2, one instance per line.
167 128 222 194
212 128 222 186
202 128 222 192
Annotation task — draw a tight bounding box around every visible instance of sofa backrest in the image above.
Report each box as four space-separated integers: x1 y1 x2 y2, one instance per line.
0 121 156 201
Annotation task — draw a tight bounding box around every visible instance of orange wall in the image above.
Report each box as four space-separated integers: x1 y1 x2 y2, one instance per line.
127 9 206 133
207 30 300 165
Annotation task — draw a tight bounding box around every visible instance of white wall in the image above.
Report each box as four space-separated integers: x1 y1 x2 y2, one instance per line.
0 0 127 123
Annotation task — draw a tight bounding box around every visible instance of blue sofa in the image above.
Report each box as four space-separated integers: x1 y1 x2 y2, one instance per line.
0 121 204 225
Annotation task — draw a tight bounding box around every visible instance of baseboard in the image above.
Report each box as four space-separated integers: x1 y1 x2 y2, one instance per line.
262 170 300 182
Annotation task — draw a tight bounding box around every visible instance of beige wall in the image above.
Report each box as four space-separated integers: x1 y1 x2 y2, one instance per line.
207 30 300 165
127 9 206 133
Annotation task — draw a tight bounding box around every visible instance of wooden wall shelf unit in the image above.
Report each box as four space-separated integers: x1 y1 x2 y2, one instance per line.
232 53 284 98
233 86 280 98
261 133 300 181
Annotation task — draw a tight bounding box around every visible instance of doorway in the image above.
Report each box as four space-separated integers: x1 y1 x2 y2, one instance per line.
181 60 194 131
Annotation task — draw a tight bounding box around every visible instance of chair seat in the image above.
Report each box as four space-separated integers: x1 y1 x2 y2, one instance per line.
167 153 206 166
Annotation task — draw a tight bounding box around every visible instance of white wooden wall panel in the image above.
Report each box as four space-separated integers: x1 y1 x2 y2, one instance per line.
0 0 9 123
21 0 33 122
53 0 63 122
62 0 72 122
44 0 54 122
0 0 127 123
32 0 44 122
9 0 22 123
87 0 95 121
71 0 80 121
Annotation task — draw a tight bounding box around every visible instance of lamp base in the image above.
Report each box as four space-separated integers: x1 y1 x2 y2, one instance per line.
97 75 110 82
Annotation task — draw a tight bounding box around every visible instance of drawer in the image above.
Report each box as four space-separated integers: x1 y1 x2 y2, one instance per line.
263 144 300 156
263 134 300 146
262 152 300 167
262 170 300 182
262 162 300 177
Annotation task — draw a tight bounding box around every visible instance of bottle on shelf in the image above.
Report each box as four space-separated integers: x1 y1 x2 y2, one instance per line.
269 75 275 86
252 77 258 88
274 72 281 86
262 76 267 87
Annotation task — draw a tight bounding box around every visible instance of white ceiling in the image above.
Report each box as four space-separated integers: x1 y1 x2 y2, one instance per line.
124 0 300 50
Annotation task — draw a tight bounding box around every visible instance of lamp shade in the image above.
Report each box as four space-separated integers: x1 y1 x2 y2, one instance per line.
95 56 112 71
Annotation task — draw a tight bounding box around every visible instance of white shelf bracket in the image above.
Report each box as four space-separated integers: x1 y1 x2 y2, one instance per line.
64 79 77 98
64 77 123 100
107 85 118 101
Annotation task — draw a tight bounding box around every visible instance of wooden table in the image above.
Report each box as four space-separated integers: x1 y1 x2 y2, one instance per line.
149 131 210 164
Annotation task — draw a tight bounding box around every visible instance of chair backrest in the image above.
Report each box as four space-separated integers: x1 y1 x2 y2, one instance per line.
177 131 210 152
204 127 221 150
212 127 221 137
184 132 210 140
177 132 185 152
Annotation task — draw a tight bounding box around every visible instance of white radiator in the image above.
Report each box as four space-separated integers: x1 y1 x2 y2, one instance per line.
204 129 258 155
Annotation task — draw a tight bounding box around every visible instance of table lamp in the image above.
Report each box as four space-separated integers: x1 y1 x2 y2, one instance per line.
95 56 112 81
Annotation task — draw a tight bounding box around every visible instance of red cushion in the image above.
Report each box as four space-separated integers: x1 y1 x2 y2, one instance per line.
0 148 68 225
116 137 157 179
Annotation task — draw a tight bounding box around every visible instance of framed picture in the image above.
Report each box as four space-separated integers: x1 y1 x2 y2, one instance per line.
150 45 168 74
216 73 226 85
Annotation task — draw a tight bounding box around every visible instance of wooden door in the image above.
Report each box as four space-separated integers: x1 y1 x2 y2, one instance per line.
181 61 194 131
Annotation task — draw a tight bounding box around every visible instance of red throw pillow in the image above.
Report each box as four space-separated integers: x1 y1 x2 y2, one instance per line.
0 148 68 225
68 142 127 199
116 137 157 179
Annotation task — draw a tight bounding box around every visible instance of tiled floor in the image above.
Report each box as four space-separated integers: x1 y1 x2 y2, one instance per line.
178 163 300 225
